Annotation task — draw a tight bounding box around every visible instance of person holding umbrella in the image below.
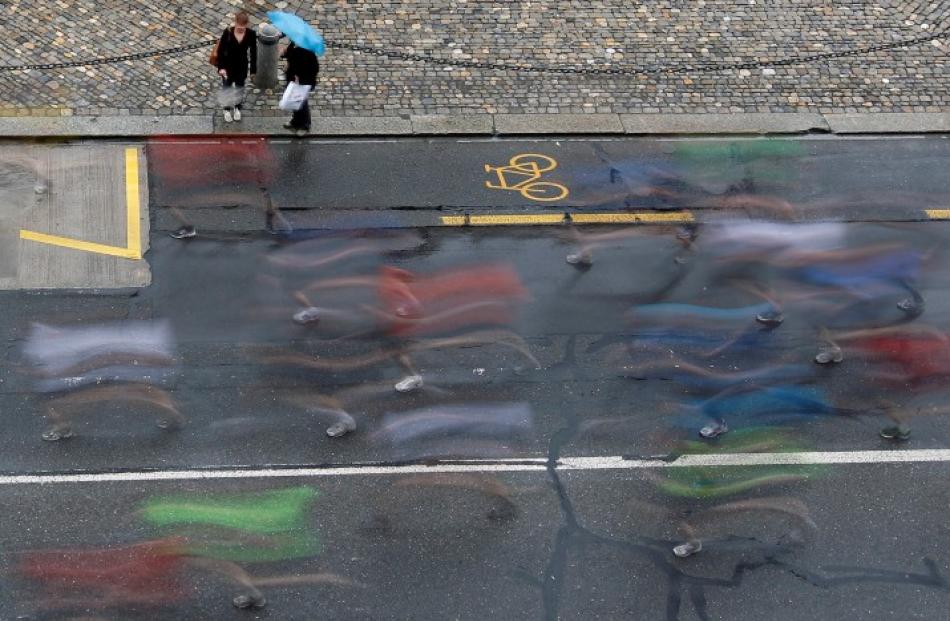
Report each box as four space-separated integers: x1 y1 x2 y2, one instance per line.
269 11 325 137
280 42 318 136
214 11 257 123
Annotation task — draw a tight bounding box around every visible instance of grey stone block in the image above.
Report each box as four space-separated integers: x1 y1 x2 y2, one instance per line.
494 114 624 134
411 115 494 134
311 116 413 135
620 113 830 134
825 113 950 134
0 116 211 137
220 116 413 136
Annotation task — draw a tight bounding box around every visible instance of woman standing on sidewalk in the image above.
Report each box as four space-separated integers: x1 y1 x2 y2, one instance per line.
215 11 257 123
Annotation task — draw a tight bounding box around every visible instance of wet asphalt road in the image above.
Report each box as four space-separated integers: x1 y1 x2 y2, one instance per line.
147 135 950 219
4 224 950 471
1 136 950 620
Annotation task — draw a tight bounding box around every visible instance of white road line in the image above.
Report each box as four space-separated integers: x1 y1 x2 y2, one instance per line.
0 463 548 486
2 449 949 486
561 449 950 469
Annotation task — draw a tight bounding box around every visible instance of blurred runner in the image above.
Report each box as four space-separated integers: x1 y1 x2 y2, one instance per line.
23 320 181 441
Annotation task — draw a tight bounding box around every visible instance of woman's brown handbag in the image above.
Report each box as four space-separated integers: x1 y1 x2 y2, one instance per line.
210 28 230 66
209 41 220 66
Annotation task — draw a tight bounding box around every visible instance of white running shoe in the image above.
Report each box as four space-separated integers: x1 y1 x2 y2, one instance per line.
169 225 196 239
292 307 322 325
699 420 728 439
814 345 843 365
566 252 592 266
673 541 702 558
223 110 233 123
233 108 242 121
394 375 423 393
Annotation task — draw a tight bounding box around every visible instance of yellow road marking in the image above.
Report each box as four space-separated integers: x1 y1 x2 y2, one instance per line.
571 212 694 224
125 147 142 257
925 209 950 219
484 153 569 202
18 230 141 259
20 147 143 259
441 212 694 227
467 214 566 226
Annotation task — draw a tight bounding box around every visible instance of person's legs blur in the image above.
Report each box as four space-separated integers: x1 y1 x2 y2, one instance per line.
222 77 235 122
291 98 311 133
233 79 245 109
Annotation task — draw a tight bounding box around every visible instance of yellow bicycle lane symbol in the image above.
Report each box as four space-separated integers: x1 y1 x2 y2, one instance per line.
484 153 569 202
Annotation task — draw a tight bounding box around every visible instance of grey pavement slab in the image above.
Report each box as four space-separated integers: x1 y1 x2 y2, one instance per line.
0 144 150 289
4 113 950 139
308 116 414 135
494 113 625 134
0 115 211 137
826 112 950 134
411 114 495 135
620 112 831 134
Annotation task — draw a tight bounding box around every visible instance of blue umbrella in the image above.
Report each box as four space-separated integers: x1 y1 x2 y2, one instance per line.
267 11 325 56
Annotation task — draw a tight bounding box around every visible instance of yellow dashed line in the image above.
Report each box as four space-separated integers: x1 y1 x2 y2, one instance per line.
925 209 950 220
469 214 565 226
440 212 693 227
441 214 566 226
571 212 694 224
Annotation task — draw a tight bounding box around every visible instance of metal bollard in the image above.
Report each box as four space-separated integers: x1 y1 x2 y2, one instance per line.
254 23 281 90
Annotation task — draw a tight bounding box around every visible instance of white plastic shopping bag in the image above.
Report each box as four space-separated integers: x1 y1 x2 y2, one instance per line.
278 83 312 111
216 84 245 108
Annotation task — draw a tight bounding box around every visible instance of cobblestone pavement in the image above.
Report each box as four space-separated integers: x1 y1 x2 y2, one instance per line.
0 1 947 118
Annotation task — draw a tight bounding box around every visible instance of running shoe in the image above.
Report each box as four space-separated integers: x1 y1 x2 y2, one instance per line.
169 226 196 239
394 375 424 393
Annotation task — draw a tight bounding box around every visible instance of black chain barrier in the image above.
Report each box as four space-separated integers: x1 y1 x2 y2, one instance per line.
0 27 946 75
0 40 216 72
328 28 948 75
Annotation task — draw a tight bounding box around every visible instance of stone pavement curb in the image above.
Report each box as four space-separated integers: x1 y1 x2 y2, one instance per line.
824 113 950 134
1 113 948 138
0 116 212 137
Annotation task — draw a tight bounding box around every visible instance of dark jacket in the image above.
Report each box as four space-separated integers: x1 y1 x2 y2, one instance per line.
215 27 257 81
281 43 319 86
